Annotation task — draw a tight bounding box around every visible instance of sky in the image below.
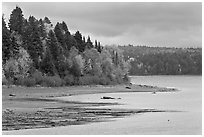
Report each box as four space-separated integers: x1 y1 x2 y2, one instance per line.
2 2 202 48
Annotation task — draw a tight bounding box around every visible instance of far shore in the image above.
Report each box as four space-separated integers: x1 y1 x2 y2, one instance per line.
2 84 177 131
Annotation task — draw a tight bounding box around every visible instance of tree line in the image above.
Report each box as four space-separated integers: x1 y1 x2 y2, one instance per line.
2 6 130 87
120 45 202 75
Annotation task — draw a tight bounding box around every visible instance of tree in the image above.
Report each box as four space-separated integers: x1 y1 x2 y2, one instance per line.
44 17 51 24
3 58 19 85
97 42 102 53
3 47 33 85
38 18 47 40
2 15 12 64
73 55 85 76
74 31 84 52
8 6 24 34
62 21 70 35
15 47 33 77
24 16 43 69
46 30 60 69
94 40 98 49
100 49 114 78
83 36 86 43
54 22 66 49
83 48 102 76
43 17 53 34
62 21 73 51
40 47 56 76
68 47 83 77
86 36 93 49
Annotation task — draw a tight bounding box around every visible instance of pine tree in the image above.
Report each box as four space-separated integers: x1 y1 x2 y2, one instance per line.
97 42 102 53
24 16 43 69
8 6 24 34
44 17 51 24
40 47 56 76
62 21 74 51
38 18 47 40
95 40 98 49
46 30 60 65
74 31 84 52
62 21 70 35
54 22 66 50
2 16 12 64
86 36 93 49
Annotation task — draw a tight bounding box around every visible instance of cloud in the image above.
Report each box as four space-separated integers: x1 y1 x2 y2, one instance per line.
2 2 202 47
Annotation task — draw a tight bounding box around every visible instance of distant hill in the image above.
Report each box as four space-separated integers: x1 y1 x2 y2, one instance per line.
119 45 202 75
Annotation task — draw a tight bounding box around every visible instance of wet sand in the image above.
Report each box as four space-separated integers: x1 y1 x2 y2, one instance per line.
2 84 176 132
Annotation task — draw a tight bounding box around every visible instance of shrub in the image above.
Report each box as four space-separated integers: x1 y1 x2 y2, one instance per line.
23 77 36 87
41 75 64 87
99 76 109 85
2 70 8 85
122 74 130 83
32 71 44 85
79 75 101 85
2 77 8 85
64 75 75 86
15 76 36 87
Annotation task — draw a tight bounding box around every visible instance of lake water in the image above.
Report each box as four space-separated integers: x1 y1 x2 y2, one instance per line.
4 76 202 135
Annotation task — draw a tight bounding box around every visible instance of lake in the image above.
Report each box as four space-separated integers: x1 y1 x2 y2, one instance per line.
4 76 202 135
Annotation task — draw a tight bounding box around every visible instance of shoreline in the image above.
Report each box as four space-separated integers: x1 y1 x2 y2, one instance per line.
2 84 178 132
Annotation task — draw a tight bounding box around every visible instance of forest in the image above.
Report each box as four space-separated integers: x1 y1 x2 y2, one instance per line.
120 45 202 75
2 6 201 87
2 6 130 87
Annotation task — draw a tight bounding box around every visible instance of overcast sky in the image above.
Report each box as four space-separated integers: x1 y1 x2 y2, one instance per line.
2 2 202 48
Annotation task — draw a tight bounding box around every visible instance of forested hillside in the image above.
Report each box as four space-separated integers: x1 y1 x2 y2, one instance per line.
2 6 130 86
120 45 202 75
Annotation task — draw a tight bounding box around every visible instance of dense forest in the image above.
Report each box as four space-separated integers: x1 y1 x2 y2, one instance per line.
2 6 130 87
120 45 202 75
2 6 201 87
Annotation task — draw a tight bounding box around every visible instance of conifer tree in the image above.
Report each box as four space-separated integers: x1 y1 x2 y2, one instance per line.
40 47 56 76
44 17 51 24
97 42 102 53
95 40 98 49
62 21 70 35
46 30 60 65
83 36 86 43
74 31 84 52
38 19 47 40
8 6 24 34
54 22 66 50
86 36 93 49
24 16 43 69
2 16 12 64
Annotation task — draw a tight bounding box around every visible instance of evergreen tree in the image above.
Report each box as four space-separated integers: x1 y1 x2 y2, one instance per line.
83 36 86 43
10 34 20 57
62 21 70 35
44 17 51 24
94 40 98 49
40 47 55 76
2 16 12 64
24 16 43 69
8 6 24 34
54 22 66 50
74 31 84 52
97 42 102 53
46 30 60 66
38 18 47 40
62 21 74 51
86 36 93 49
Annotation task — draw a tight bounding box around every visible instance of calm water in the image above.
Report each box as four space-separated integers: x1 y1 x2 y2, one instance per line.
4 76 202 135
